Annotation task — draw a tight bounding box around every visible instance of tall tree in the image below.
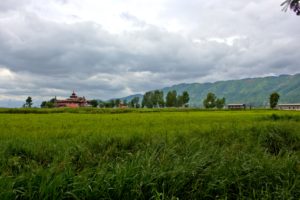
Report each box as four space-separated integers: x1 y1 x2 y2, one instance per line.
182 91 190 107
115 99 121 107
166 90 177 107
176 95 184 107
216 97 226 109
153 90 164 108
142 91 154 108
108 99 116 108
25 96 33 108
203 93 216 109
269 92 280 109
130 97 140 108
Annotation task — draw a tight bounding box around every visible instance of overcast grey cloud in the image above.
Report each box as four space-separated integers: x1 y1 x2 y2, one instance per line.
0 0 299 106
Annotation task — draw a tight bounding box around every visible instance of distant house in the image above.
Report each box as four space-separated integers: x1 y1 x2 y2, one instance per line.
54 91 90 108
277 104 300 110
118 100 128 108
227 104 246 110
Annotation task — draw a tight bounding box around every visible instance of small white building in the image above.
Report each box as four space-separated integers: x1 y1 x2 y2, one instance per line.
277 104 300 110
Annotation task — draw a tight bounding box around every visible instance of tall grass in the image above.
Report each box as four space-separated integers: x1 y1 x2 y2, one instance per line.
0 110 299 199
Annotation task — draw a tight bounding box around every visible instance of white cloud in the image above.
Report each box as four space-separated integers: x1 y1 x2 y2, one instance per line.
207 36 247 46
0 67 15 80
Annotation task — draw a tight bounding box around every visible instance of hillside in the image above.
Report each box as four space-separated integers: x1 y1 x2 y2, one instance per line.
122 74 300 107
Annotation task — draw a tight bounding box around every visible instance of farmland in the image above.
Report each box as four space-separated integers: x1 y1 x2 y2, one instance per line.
0 109 299 199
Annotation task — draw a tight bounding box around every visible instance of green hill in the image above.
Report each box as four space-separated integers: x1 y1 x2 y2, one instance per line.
162 74 300 107
122 74 300 107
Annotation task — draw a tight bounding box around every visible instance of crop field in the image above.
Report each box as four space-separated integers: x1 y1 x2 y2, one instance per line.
0 109 299 199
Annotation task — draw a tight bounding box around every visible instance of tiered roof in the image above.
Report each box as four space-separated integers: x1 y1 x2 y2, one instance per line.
55 91 88 107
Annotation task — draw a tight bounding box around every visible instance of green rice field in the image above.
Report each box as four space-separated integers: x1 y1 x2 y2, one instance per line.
0 109 299 199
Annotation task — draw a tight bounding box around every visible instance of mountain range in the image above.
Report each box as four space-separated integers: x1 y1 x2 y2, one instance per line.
120 74 300 107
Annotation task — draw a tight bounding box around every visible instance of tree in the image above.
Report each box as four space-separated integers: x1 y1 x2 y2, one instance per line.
203 93 216 109
216 97 226 109
175 91 190 107
90 99 98 107
142 91 154 108
281 0 300 15
270 92 280 109
41 97 56 108
49 98 56 104
25 96 33 108
107 99 116 108
104 101 112 108
166 90 177 107
130 97 140 108
176 95 184 107
182 91 190 107
141 90 165 108
45 102 54 108
41 101 47 108
115 99 121 107
153 90 164 108
98 100 105 108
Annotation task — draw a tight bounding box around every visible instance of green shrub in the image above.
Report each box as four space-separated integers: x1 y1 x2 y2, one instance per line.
261 125 300 155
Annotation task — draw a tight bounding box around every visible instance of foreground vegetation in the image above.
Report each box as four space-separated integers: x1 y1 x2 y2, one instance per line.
0 109 299 199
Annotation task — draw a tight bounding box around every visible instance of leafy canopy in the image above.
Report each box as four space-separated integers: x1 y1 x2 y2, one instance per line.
269 92 280 109
281 0 300 15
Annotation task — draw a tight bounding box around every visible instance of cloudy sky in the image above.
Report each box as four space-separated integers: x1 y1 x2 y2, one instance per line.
0 0 299 106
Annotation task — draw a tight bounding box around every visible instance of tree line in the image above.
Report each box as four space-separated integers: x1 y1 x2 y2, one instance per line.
91 98 140 108
141 90 189 108
93 90 190 108
27 91 281 109
97 90 280 109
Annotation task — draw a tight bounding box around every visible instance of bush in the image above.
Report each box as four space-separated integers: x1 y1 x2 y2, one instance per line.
262 125 300 155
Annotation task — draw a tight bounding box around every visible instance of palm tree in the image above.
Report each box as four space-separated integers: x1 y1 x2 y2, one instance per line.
281 0 300 15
